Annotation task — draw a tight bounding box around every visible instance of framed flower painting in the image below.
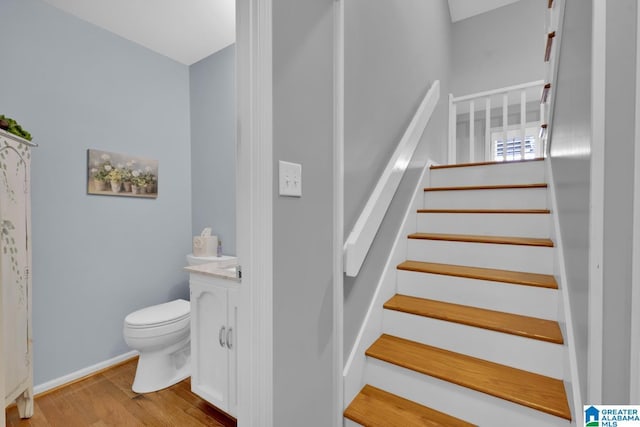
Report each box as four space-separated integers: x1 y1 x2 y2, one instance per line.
87 149 158 198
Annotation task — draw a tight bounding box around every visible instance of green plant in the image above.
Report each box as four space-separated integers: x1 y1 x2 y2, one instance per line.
0 115 32 141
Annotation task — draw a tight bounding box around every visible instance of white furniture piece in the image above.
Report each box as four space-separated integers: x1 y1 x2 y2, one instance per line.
187 261 240 417
123 299 191 393
1 129 35 426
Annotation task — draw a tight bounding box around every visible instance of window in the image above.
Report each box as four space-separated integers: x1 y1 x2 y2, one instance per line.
491 126 541 161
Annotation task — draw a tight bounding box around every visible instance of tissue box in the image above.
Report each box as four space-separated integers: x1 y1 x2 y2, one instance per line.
193 235 218 257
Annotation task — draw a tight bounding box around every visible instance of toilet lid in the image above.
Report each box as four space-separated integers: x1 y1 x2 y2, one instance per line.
125 299 190 327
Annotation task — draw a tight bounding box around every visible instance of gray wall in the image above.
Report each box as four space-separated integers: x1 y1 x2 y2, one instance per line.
190 45 236 255
272 0 335 425
0 0 192 385
548 0 592 402
601 0 637 403
451 0 545 96
343 0 452 359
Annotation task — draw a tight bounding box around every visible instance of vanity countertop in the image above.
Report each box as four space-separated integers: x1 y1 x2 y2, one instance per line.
185 261 241 282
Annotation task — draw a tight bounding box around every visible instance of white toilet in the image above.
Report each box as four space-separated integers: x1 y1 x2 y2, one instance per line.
123 253 236 393
123 298 191 393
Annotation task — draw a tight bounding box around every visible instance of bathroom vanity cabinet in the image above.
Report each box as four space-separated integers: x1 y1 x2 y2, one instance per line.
189 270 239 418
0 130 34 426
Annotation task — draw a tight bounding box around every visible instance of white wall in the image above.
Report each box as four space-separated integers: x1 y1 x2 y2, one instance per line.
343 0 452 360
548 0 592 403
272 0 335 425
452 0 545 96
601 0 637 403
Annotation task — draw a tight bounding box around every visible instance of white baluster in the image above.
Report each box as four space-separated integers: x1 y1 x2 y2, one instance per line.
469 100 475 163
502 93 509 161
485 97 491 161
520 90 527 160
449 93 456 164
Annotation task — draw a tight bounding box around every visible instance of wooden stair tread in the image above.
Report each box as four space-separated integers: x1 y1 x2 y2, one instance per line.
366 335 571 420
344 384 475 427
397 260 557 289
430 158 544 170
384 294 563 344
424 183 547 192
417 208 550 214
408 232 554 247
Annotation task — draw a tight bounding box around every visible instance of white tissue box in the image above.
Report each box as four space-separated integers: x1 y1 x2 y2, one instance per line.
193 235 218 257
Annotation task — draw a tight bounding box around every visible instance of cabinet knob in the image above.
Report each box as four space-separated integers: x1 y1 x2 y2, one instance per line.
219 326 226 347
226 327 233 349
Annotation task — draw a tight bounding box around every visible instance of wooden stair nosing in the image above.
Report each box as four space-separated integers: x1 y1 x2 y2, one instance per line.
344 384 476 427
424 183 548 192
407 232 554 247
366 334 571 421
417 208 550 214
430 158 544 170
397 260 558 289
384 294 564 344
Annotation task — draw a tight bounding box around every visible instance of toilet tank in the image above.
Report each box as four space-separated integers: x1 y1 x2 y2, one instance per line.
186 254 238 266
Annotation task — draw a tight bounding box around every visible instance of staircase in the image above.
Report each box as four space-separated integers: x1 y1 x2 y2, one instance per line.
344 158 574 426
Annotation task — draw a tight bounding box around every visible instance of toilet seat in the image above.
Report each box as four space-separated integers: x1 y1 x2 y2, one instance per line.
124 299 190 339
125 299 190 328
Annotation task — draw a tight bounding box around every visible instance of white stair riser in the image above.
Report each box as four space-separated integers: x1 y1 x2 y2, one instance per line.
416 212 551 238
383 310 565 379
344 419 360 427
430 161 546 187
423 188 548 209
406 239 554 275
396 270 559 320
366 359 573 427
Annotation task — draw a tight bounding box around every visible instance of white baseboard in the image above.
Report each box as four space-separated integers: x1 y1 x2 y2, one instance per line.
34 350 139 396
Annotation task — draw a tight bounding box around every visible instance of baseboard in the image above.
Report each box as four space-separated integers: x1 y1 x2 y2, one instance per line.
33 350 139 397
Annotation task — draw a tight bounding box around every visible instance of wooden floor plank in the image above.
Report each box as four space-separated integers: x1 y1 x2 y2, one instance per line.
384 294 563 344
408 232 554 247
397 260 558 289
430 158 544 170
366 335 571 420
5 359 235 427
424 183 547 192
344 384 476 427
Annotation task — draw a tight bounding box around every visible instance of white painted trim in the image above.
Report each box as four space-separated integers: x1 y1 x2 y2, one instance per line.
33 351 138 396
588 0 606 404
343 160 435 406
451 80 545 103
236 0 273 425
344 81 440 277
630 0 640 403
333 0 344 425
546 160 584 424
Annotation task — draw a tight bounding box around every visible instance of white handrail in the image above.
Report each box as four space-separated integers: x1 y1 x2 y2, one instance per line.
343 80 440 277
451 80 544 103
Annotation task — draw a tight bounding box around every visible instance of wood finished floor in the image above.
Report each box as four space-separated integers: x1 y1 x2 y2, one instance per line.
5 359 236 427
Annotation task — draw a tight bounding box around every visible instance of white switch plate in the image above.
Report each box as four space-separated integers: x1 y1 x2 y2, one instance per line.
279 160 302 197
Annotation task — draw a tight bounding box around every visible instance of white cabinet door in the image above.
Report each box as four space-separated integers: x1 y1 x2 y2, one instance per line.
227 287 239 417
190 280 229 412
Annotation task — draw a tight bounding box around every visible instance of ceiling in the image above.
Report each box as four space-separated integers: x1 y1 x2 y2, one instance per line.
42 0 518 66
42 0 235 65
447 0 522 22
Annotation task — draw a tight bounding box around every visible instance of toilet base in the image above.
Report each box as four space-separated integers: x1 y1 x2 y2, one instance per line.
131 338 191 393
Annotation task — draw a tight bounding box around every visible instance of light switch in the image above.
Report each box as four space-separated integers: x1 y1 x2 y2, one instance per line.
279 160 302 197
